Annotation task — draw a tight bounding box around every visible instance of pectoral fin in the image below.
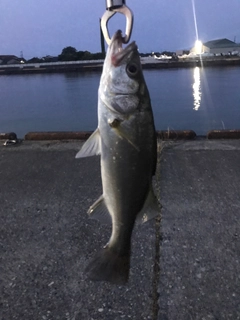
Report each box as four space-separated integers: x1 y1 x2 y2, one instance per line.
75 128 101 158
136 186 161 224
115 127 140 152
107 117 140 152
87 195 112 225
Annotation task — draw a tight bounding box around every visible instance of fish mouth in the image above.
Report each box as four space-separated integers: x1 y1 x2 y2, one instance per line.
110 30 138 66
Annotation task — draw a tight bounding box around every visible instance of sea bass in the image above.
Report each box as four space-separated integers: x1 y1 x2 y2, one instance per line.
76 30 159 284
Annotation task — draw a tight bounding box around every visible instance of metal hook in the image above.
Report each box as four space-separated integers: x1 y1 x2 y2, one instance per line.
101 3 134 45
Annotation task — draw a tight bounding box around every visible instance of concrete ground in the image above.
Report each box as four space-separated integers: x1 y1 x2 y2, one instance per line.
0 139 240 320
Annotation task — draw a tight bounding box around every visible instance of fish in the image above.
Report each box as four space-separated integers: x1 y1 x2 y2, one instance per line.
76 30 159 284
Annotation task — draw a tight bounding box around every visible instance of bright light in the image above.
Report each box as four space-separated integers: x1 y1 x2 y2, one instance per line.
195 40 202 54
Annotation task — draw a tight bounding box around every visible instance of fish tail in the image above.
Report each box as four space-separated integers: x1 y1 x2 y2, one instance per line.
85 247 130 285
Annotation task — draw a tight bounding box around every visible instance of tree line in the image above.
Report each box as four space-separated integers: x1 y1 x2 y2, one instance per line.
26 46 105 63
26 46 176 63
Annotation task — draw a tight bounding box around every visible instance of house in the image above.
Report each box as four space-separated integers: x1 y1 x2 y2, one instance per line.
0 55 25 65
191 38 240 55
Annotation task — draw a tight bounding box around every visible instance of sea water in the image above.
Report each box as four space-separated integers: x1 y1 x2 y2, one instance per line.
0 66 240 138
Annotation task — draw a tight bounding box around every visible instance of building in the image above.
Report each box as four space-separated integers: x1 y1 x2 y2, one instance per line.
0 55 25 65
176 49 190 56
191 38 240 55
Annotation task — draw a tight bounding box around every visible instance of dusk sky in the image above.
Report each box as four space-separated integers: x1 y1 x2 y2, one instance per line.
1 0 240 59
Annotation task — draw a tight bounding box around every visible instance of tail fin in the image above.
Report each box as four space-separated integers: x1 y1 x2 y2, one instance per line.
85 247 130 285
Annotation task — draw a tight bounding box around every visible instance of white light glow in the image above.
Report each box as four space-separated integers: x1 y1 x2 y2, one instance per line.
195 40 202 54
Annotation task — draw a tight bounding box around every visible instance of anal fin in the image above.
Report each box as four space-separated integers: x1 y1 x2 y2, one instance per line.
136 185 161 224
87 195 112 225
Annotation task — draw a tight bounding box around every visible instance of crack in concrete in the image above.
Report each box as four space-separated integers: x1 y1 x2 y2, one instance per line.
152 216 161 320
152 140 163 320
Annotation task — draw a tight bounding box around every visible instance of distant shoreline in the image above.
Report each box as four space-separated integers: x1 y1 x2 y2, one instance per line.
0 57 240 75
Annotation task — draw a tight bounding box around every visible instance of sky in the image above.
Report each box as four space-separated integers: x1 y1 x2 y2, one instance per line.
1 0 240 59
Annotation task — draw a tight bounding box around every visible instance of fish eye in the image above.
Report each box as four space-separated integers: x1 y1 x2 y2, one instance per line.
126 63 138 77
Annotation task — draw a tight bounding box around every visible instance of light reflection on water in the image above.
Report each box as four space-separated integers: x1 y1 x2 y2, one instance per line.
192 67 201 111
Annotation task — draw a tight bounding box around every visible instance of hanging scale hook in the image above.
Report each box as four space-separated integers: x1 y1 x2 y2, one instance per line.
101 0 134 45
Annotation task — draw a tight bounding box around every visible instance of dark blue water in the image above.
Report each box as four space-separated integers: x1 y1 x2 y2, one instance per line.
0 66 240 138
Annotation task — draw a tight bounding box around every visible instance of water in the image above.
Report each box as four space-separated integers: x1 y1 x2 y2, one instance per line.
0 66 240 138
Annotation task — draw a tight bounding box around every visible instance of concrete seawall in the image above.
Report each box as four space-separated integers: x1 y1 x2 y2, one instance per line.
2 129 240 142
1 57 240 75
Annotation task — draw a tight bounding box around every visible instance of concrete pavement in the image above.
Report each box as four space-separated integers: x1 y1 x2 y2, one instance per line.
0 139 240 320
158 140 240 320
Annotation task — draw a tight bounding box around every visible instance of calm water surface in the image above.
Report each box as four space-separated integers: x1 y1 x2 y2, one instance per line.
0 66 240 138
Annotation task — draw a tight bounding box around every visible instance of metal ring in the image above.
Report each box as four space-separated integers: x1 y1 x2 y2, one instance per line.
101 5 134 45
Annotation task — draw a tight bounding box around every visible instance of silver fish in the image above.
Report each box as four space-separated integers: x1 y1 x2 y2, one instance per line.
76 30 159 284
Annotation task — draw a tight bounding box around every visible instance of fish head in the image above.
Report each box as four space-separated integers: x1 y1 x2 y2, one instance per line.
100 30 148 115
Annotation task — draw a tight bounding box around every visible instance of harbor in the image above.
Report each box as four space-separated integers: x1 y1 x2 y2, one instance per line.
1 55 240 75
1 37 240 75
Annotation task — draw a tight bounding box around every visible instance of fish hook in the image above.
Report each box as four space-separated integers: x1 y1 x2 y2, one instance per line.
101 0 134 45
